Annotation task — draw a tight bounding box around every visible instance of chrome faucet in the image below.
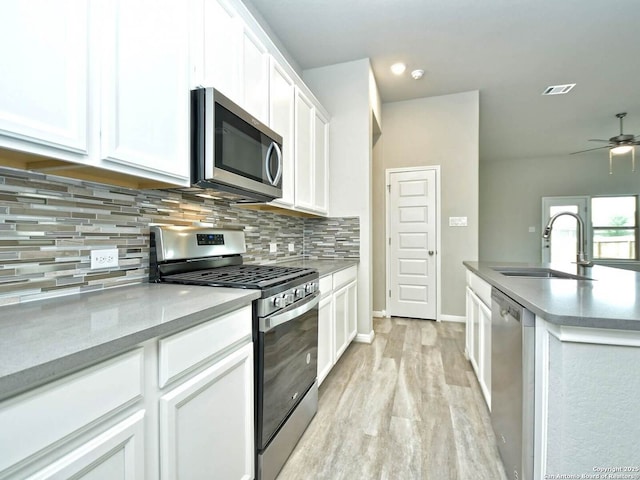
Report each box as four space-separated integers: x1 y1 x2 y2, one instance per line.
542 212 593 267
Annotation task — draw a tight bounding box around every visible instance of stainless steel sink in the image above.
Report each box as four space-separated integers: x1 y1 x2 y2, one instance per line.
491 267 593 280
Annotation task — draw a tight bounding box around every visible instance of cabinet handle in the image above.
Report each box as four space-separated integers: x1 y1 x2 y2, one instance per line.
428 250 435 256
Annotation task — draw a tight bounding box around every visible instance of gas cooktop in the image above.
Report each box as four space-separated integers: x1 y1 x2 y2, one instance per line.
161 264 316 289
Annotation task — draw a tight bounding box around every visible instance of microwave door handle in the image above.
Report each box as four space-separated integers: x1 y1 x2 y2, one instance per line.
265 142 283 186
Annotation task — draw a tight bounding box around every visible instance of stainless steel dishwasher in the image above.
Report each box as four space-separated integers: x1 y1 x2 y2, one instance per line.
491 288 535 480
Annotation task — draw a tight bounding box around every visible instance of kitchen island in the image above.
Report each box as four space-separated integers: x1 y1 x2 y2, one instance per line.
464 261 640 480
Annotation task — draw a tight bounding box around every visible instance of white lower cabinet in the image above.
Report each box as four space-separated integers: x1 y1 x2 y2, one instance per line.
25 411 145 480
0 304 254 480
334 282 357 360
159 343 254 480
317 295 334 385
465 270 492 409
317 266 358 385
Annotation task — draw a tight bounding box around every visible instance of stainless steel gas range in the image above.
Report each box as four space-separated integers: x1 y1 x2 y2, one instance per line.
149 226 319 480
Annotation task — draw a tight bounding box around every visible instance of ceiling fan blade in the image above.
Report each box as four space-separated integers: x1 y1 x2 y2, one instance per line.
588 139 610 143
570 146 611 155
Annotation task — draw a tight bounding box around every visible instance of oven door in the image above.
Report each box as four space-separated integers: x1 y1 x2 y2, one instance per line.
256 293 319 451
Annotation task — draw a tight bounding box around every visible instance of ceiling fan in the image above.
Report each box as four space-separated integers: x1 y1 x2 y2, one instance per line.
571 112 640 174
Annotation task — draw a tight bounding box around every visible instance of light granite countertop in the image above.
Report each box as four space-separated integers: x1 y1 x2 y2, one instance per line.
464 261 640 331
273 258 359 277
0 284 260 401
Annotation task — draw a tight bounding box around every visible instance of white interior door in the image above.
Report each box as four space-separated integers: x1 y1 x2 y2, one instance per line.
387 169 437 319
541 196 589 263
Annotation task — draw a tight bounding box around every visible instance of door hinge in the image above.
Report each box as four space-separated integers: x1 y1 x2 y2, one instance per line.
388 237 391 245
387 184 390 192
389 289 391 297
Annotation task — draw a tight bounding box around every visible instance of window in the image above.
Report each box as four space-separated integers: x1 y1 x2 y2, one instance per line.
542 195 639 263
591 196 638 260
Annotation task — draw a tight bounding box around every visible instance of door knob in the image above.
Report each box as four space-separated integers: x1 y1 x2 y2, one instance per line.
428 250 434 256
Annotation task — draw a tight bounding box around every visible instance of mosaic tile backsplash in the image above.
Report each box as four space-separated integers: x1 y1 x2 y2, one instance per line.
0 167 359 305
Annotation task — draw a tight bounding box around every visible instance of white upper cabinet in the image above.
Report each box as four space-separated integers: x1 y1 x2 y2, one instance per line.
293 87 329 215
241 28 269 123
99 0 190 184
198 0 242 103
314 109 329 215
294 87 315 210
196 0 268 122
269 58 296 207
0 0 90 158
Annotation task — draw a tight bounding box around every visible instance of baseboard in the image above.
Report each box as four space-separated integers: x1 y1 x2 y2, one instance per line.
372 310 390 318
354 331 375 344
440 314 466 323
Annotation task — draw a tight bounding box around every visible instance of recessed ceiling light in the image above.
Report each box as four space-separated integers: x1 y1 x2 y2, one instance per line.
542 83 576 95
391 62 406 75
411 69 424 80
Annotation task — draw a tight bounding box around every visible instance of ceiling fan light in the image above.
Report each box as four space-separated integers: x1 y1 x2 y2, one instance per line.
611 145 634 155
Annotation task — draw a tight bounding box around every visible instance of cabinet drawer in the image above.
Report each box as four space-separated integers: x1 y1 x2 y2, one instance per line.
0 348 143 473
319 274 333 298
333 265 357 290
158 305 252 388
468 271 491 306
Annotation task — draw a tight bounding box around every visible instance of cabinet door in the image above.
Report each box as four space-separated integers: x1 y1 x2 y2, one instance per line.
99 0 190 183
269 58 295 207
346 280 358 342
333 285 349 361
200 0 242 103
0 0 89 157
294 88 314 210
159 343 254 480
23 411 145 480
317 295 334 385
478 299 492 409
241 28 269 123
465 286 477 369
313 109 329 214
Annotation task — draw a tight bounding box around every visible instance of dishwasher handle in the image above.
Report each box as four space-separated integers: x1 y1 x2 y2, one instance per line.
491 288 522 322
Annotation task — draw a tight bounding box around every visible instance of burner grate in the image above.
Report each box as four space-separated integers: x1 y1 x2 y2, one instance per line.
162 264 314 289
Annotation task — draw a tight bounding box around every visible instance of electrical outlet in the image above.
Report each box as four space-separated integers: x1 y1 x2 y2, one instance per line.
288 243 295 252
90 249 119 269
269 242 277 253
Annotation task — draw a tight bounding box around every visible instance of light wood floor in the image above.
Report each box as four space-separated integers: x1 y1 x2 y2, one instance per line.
277 317 507 480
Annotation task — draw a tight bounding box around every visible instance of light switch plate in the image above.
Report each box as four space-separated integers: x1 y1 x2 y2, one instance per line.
288 243 295 252
449 216 468 227
529 226 536 233
90 248 119 269
269 242 277 253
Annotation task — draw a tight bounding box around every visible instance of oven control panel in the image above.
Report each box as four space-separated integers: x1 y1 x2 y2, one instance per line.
258 279 319 318
196 233 225 246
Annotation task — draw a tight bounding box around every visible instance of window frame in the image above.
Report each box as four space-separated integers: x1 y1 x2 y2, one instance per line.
591 195 639 262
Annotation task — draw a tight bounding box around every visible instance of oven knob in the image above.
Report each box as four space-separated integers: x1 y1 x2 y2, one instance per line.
305 283 316 294
274 296 286 308
284 293 295 305
295 288 304 299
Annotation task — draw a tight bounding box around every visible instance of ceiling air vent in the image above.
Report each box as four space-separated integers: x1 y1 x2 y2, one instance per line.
542 83 576 95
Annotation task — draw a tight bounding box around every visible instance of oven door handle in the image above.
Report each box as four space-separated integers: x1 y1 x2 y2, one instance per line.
259 293 320 333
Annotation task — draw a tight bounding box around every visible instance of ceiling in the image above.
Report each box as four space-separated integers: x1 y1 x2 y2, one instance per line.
242 0 640 163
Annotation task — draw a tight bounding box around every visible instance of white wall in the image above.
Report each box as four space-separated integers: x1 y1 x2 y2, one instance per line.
375 91 479 317
303 58 377 338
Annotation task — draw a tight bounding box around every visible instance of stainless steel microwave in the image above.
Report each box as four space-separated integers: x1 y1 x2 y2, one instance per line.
191 88 283 202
